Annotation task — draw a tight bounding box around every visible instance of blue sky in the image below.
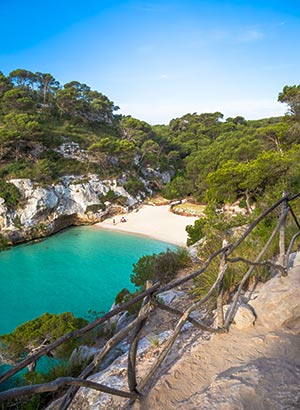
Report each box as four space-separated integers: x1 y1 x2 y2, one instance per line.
1 0 300 124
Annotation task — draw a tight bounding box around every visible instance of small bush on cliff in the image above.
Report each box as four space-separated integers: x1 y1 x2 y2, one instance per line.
114 248 191 316
131 247 191 290
114 288 143 315
0 234 9 250
124 177 145 195
0 312 87 365
0 180 21 207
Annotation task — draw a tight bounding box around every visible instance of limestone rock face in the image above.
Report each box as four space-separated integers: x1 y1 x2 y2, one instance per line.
68 346 99 368
250 266 300 332
0 175 139 243
54 142 89 162
177 357 300 410
141 167 175 185
0 198 8 230
232 304 256 330
48 331 173 410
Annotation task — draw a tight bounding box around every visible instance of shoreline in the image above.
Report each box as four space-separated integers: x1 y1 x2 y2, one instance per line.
95 205 199 247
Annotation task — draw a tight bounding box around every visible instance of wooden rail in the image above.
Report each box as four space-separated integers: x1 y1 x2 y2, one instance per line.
1 193 300 408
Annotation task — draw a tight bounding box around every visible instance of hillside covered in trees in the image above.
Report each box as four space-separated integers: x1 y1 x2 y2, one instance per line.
0 68 300 243
0 69 176 190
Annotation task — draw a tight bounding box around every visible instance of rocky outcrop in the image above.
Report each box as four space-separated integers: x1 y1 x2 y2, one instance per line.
250 266 300 332
54 142 89 162
176 356 300 410
140 265 300 410
0 165 175 245
0 175 140 244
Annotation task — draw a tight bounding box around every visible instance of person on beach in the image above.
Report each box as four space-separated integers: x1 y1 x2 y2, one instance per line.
113 219 116 225
121 216 126 223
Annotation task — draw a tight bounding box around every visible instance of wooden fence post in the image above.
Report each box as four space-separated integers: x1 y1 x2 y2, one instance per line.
127 280 154 395
279 193 287 268
216 240 228 328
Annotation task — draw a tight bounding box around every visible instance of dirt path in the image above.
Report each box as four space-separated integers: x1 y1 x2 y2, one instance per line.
133 267 300 410
135 326 300 410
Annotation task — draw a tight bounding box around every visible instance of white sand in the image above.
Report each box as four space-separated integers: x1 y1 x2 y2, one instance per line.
95 205 198 246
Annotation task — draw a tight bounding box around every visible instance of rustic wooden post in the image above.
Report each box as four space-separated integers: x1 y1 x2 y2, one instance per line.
279 193 287 269
127 280 154 395
216 240 228 328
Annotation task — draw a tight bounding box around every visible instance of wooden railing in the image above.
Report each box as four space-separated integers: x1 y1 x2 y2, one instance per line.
1 192 300 408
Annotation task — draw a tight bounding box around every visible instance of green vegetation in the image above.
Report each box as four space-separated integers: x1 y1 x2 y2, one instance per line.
0 68 176 200
131 247 191 289
1 68 300 217
115 248 192 315
0 180 21 206
1 73 299 301
0 312 87 364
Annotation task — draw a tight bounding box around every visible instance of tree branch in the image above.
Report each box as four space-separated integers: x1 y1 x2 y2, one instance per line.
0 377 135 402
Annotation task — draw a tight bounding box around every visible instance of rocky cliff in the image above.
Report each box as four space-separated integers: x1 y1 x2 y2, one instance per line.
0 170 171 245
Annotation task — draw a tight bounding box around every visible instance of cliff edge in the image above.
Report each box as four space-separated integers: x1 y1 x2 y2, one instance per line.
61 258 300 410
137 263 300 410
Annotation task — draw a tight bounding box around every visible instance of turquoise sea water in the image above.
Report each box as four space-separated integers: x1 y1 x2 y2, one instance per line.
0 226 172 336
0 227 172 389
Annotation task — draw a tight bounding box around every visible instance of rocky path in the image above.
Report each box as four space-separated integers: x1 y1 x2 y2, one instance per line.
134 266 300 410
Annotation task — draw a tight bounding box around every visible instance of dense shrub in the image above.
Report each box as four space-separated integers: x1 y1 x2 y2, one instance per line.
188 206 298 300
0 180 21 207
131 247 191 290
114 288 143 315
0 312 87 364
124 177 145 195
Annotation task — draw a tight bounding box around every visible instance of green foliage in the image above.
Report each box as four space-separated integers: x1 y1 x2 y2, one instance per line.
0 233 9 250
124 177 145 195
131 254 157 288
105 189 118 201
278 84 300 116
11 359 88 410
131 248 191 289
115 288 143 315
115 288 131 305
1 69 298 211
0 312 87 363
188 204 299 300
186 206 247 246
103 189 128 205
0 179 21 207
119 116 154 146
162 175 193 199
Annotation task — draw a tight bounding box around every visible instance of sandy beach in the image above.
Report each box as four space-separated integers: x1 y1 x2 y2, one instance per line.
95 205 199 246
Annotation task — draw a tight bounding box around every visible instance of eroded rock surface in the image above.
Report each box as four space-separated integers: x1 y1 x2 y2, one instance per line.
0 175 139 243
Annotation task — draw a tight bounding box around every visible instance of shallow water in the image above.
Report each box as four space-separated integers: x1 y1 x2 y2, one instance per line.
0 226 172 336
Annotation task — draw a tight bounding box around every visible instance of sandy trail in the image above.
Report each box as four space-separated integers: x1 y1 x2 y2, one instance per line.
95 205 198 246
135 326 300 410
131 266 300 410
